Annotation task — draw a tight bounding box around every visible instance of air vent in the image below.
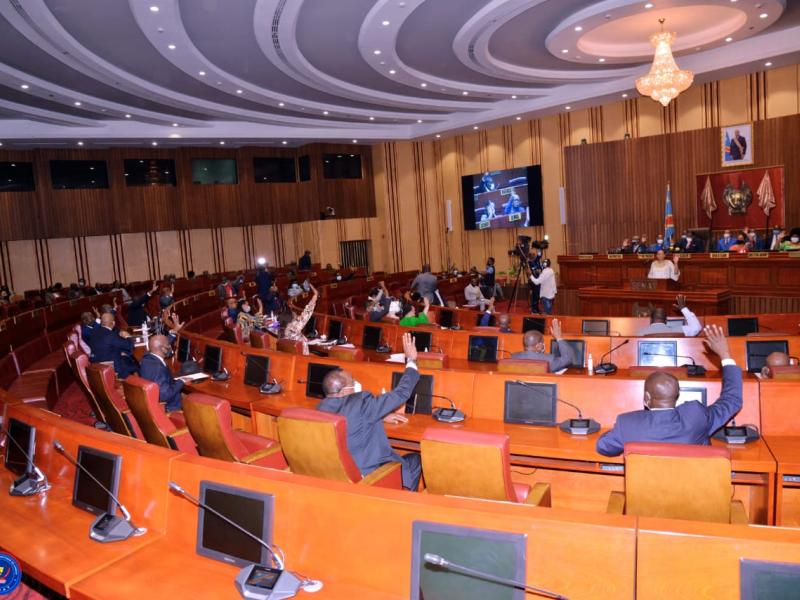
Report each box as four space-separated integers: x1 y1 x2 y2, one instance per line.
271 0 289 60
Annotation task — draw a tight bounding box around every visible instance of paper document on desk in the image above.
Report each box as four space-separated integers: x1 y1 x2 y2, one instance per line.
385 353 406 363
553 368 567 375
177 372 210 382
338 343 356 348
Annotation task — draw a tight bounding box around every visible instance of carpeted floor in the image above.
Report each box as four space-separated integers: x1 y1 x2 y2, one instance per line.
51 382 95 426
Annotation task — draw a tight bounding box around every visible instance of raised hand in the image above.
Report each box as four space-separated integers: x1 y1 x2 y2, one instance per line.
673 254 680 265
550 318 562 340
703 324 731 360
673 294 687 312
401 332 418 363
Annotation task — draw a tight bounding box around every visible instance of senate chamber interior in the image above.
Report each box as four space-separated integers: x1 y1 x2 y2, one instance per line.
3 2 800 599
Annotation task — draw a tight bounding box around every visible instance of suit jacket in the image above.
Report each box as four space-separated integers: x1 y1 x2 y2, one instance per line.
127 293 151 327
89 326 137 377
679 238 705 253
510 339 574 372
139 353 184 412
317 366 420 476
596 364 743 456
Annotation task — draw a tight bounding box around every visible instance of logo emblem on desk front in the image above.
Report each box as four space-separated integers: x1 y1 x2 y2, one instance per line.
0 553 22 594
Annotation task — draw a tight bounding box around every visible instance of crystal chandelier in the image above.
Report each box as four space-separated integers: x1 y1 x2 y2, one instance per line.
636 18 694 106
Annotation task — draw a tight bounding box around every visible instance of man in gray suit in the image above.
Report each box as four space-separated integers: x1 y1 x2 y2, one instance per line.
510 318 574 372
317 332 422 490
410 264 439 305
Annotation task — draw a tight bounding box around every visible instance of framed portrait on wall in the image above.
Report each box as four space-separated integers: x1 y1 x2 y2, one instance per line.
721 123 753 167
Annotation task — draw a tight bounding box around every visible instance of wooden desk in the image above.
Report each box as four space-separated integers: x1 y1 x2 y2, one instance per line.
578 285 731 316
763 436 800 526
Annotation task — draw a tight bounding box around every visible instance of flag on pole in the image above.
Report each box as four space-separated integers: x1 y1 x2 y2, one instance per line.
756 171 776 216
700 176 717 220
724 132 732 162
664 183 675 247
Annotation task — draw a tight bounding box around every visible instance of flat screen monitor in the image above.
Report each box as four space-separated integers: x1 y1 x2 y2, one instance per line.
503 381 557 426
0 161 35 192
196 481 273 568
638 341 678 367
740 558 800 600
298 155 311 181
411 331 432 352
437 309 454 329
323 153 362 179
50 160 109 189
327 319 343 341
582 319 609 336
203 345 222 374
476 313 496 327
410 521 527 600
746 340 789 373
729 317 759 337
523 317 545 334
306 363 340 399
123 158 176 186
468 335 498 362
391 372 434 415
461 165 543 231
362 326 382 350
253 157 296 183
303 315 317 338
4 418 35 476
191 158 238 185
72 445 121 516
677 386 707 407
549 339 586 368
177 336 191 363
243 354 270 387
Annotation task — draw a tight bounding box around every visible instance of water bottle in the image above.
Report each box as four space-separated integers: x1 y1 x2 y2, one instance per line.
587 353 594 376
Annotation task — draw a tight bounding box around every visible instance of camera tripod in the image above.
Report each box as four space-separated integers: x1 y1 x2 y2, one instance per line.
506 244 531 313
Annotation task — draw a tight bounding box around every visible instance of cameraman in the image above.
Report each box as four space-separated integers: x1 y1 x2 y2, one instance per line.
527 249 543 313
529 258 556 315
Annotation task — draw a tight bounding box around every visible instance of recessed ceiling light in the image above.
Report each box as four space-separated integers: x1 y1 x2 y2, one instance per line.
725 37 733 43
323 110 329 115
382 20 390 26
561 49 569 54
389 69 396 75
473 126 479 130
574 25 583 32
622 93 628 97
644 3 654 8
20 84 29 89
219 141 225 145
598 58 606 63
167 44 176 50
198 71 206 76
511 95 517 99
77 141 84 146
420 83 427 87
149 5 159 12
151 141 158 146
765 61 773 67
282 140 288 145
74 101 82 106
125 114 131 118
373 50 381 55
435 134 441 138
760 13 768 19
278 102 285 107
369 116 375 120
379 61 385 65
462 91 469 95
352 139 358 143
171 123 179 127
417 119 423 123
565 106 572 110
236 89 243 94
169 134 180 138
515 116 522 120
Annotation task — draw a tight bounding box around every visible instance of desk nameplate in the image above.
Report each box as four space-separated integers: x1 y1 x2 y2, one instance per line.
637 253 655 259
578 254 594 260
749 252 770 258
710 252 730 259
606 254 623 260
789 252 800 259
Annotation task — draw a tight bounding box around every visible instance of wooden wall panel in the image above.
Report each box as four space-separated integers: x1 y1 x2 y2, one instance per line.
7 240 39 293
154 230 183 277
219 227 246 272
84 235 114 285
188 229 214 275
47 238 77 287
120 233 147 282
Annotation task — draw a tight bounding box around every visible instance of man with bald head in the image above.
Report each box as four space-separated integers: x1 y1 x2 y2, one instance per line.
510 319 574 372
638 295 702 337
139 334 184 412
317 332 422 490
88 312 138 377
596 325 742 456
761 352 792 378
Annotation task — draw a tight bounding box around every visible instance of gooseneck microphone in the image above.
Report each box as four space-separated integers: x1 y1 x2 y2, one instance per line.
423 553 567 600
514 381 599 435
53 439 145 543
595 339 630 375
2 426 50 496
424 394 466 424
642 352 706 376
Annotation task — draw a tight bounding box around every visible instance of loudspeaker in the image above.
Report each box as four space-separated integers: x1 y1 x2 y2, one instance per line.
445 199 453 232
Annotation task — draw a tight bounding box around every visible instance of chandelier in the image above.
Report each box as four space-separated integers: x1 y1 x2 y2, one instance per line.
635 18 694 106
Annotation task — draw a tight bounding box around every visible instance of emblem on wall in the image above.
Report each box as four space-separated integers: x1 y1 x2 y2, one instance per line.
722 181 752 215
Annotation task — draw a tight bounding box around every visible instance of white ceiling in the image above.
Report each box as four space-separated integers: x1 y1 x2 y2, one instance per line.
0 0 797 148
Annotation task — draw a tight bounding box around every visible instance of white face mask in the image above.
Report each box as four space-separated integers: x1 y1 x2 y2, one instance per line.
724 234 730 239
686 237 692 242
792 237 800 243
349 381 362 394
657 239 663 244
336 275 342 281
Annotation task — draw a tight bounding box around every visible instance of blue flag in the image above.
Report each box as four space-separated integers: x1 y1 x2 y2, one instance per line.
724 132 732 161
664 184 674 248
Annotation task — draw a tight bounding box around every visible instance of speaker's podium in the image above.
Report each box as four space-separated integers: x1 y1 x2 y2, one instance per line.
578 278 730 317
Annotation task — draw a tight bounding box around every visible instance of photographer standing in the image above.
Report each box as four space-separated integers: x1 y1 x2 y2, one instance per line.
527 249 543 313
529 258 556 315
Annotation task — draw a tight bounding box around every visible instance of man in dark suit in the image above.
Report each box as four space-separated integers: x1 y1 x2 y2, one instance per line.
298 250 312 271
89 313 138 378
255 263 273 303
139 334 183 412
317 332 421 490
216 274 244 300
677 231 705 253
127 282 159 327
510 319 574 372
596 325 741 456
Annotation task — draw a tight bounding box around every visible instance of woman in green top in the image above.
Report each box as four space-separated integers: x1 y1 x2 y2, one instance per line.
779 230 800 251
399 296 431 327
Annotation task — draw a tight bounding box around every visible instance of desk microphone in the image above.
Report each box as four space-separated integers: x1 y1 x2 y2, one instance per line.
240 352 282 394
595 339 630 375
421 393 465 424
168 482 321 599
642 352 706 376
514 381 599 435
53 439 146 543
495 348 512 358
212 367 230 382
1 426 50 496
423 553 567 600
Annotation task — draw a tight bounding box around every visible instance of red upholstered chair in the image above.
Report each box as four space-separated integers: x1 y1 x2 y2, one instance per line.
473 326 501 333
70 352 107 425
182 394 287 469
607 442 747 524
85 363 143 438
420 428 550 505
276 338 305 354
276 407 402 488
231 323 244 345
328 346 364 362
122 375 197 454
249 330 268 349
497 359 549 374
417 352 448 369
72 324 92 355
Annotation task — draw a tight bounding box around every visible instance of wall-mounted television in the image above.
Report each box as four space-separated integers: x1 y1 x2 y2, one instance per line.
253 157 296 183
123 159 176 186
0 161 35 192
50 160 109 189
298 155 311 181
191 158 238 185
461 165 543 230
323 154 361 179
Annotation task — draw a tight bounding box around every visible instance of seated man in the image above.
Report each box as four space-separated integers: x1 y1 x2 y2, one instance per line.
497 313 512 333
597 325 741 456
716 230 735 251
761 351 792 378
637 295 702 337
317 332 421 490
510 318 574 372
399 296 431 327
464 276 488 311
366 282 392 323
89 313 138 378
139 334 184 412
128 281 159 327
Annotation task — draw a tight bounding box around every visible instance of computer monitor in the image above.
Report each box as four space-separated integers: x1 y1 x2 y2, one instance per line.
503 381 557 426
327 319 343 341
305 363 341 399
71 445 122 516
476 313 496 327
391 372 434 415
582 319 609 336
203 345 222 374
468 335 498 362
362 326 382 351
523 317 546 334
243 354 270 387
746 340 789 373
637 340 678 367
728 317 759 337
303 315 317 338
549 339 585 368
410 521 527 600
196 481 274 568
677 386 708 407
411 331 432 352
438 309 454 329
4 417 35 476
177 336 191 362
740 558 800 600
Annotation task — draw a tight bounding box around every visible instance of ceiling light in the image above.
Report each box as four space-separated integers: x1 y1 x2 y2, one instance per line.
278 102 285 107
282 140 288 145
622 93 628 97
435 134 441 138
462 91 469 95
236 89 243 94
389 69 396 75
636 18 694 106
20 84 29 89
323 110 329 115
759 13 768 19
369 116 375 120
198 71 206 76
149 5 159 12
74 101 82 106
765 61 773 67
417 119 423 123
382 20 390 26
0 143 3 146
77 141 84 146
574 26 583 32
598 58 606 62
473 126 479 130
219 141 225 145
645 3 654 8
151 141 158 146
171 123 178 127
167 44 176 50
515 116 522 120
373 50 382 55
352 139 358 143
420 83 427 87
725 37 733 42
561 49 569 54
565 106 571 110
125 114 132 118
168 134 181 138
511 95 517 99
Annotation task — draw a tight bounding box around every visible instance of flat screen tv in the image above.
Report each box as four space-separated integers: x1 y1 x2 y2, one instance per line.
123 158 176 186
468 335 498 362
323 154 361 179
461 165 543 230
203 345 222 374
4 417 35 476
71 445 121 516
305 363 340 399
503 381 557 426
253 157 296 183
50 160 109 189
191 158 238 185
728 317 759 337
0 161 35 192
362 326 382 351
746 340 789 373
391 372 434 415
243 355 270 387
